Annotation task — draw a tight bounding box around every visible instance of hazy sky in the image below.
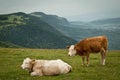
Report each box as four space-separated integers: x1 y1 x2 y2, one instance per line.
0 0 120 21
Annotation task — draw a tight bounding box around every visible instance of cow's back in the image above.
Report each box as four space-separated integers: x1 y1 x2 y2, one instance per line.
87 36 108 52
75 36 108 54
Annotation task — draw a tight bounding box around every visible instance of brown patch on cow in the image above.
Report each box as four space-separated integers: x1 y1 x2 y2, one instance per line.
29 59 36 73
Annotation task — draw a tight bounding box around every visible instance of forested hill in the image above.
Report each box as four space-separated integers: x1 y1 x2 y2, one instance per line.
0 12 119 49
0 12 76 48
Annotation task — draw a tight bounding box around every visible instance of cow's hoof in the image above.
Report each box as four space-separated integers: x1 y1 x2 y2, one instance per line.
86 64 89 67
81 63 85 66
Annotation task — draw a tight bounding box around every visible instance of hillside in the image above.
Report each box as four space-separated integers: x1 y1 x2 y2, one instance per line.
0 12 76 48
0 12 119 49
30 12 71 34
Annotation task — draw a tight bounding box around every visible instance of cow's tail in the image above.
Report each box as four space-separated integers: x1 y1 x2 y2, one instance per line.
102 36 108 52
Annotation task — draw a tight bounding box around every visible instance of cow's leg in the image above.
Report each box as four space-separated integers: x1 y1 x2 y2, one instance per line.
81 56 85 65
31 70 43 76
31 72 39 76
100 48 106 65
103 51 107 65
86 54 90 66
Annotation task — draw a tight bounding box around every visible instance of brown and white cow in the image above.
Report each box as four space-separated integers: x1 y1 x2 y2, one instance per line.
67 36 108 66
21 58 72 76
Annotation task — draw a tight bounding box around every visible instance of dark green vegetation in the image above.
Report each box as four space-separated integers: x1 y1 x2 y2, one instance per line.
0 12 76 48
0 41 21 48
0 12 120 49
0 48 120 80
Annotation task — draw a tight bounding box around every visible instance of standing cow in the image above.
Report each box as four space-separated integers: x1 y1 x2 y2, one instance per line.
67 36 108 66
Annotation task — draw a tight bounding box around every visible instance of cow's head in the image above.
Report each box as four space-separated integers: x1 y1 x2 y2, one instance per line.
21 58 35 70
67 45 77 56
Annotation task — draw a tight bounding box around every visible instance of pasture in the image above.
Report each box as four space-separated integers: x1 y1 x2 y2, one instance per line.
0 48 120 80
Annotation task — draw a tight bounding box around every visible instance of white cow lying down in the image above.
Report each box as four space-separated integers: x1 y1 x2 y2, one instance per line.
21 58 72 76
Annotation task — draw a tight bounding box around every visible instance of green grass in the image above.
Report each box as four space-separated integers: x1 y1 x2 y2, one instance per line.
0 48 120 80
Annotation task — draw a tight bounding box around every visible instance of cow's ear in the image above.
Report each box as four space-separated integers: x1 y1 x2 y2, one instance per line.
26 57 31 61
30 59 35 64
32 59 35 62
74 46 77 50
26 57 30 60
66 46 70 49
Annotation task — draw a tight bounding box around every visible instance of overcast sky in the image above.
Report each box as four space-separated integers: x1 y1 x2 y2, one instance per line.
0 0 120 21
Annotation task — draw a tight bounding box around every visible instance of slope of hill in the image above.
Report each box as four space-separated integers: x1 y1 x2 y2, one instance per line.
30 12 71 34
0 12 76 48
0 41 21 48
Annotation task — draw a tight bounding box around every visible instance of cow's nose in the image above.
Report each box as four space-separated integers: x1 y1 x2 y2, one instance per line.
68 54 71 56
21 65 24 68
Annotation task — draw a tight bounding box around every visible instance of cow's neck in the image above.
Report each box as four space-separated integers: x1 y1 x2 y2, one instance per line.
29 60 35 73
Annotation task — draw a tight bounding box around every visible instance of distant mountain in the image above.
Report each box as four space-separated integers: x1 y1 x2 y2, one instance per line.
90 17 120 25
0 12 76 48
66 18 120 50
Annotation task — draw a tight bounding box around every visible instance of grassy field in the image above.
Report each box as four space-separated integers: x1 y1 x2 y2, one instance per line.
0 48 120 80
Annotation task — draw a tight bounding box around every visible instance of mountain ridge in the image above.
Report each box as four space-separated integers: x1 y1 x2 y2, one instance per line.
0 12 76 48
30 12 70 26
90 17 120 25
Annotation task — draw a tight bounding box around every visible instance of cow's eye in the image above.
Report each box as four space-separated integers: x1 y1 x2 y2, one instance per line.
71 49 74 51
25 63 28 64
